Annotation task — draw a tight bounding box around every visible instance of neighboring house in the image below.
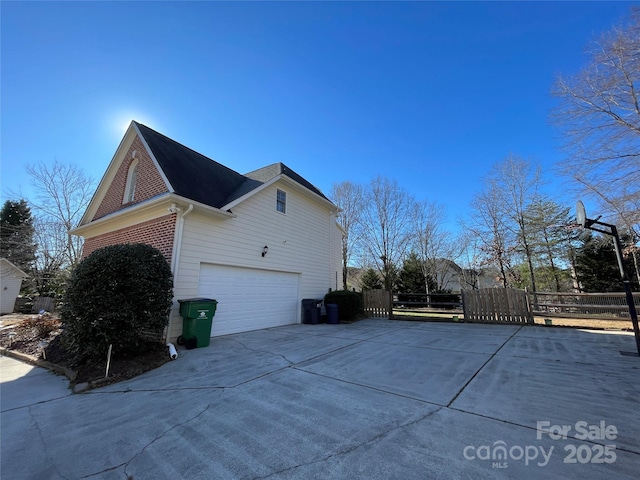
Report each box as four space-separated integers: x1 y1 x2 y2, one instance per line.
0 258 29 314
433 259 503 292
458 267 503 291
72 122 343 341
432 258 463 292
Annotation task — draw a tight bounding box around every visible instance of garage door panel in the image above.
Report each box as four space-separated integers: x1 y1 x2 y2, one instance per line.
198 264 299 337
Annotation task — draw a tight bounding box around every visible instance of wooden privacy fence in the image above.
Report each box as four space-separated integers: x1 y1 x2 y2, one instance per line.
363 289 392 318
462 287 534 324
14 296 56 314
531 291 640 319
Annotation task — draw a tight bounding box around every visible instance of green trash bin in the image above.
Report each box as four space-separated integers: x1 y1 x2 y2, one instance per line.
178 298 218 348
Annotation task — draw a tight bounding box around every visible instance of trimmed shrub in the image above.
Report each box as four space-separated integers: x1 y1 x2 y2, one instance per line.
61 243 173 363
324 290 362 321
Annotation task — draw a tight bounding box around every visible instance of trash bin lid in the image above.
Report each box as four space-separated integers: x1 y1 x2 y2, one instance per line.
179 297 217 303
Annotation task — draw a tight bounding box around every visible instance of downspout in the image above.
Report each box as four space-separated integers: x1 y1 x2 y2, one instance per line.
168 203 193 341
329 211 334 290
171 203 193 278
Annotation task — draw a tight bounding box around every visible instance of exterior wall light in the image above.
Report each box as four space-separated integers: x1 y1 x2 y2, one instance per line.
262 246 269 257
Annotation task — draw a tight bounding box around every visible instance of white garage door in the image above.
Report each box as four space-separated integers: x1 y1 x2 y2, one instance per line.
198 264 300 336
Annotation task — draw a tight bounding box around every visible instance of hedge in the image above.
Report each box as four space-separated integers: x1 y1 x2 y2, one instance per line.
324 290 362 321
61 243 173 363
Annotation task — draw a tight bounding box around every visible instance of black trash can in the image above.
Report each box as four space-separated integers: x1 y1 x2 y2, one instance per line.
326 304 339 324
302 299 321 324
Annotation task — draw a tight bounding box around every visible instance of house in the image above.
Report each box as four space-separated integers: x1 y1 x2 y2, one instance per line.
432 259 503 292
72 122 343 341
458 267 504 291
0 258 29 314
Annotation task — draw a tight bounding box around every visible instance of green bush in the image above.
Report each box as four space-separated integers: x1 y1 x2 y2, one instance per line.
324 290 362 321
61 243 173 363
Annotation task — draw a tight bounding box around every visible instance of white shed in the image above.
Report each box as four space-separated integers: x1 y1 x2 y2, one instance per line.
1 258 29 314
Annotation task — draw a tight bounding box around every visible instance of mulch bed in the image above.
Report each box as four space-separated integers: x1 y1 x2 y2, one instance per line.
0 314 170 387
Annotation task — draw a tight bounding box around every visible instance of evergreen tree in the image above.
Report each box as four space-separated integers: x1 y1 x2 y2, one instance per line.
574 233 638 292
360 268 383 290
0 199 36 273
395 252 432 294
524 198 578 292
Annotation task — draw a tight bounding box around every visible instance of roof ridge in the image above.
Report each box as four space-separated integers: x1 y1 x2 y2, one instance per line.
133 122 330 206
134 122 245 178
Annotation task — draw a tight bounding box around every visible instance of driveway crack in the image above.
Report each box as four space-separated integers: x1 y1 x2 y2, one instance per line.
252 406 444 480
446 325 523 407
73 390 226 479
28 405 71 480
123 388 225 479
229 337 295 365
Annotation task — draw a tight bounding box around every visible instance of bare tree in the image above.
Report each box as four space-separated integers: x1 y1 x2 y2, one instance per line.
492 155 542 293
31 217 69 295
552 10 640 235
456 230 484 290
360 176 415 290
27 160 95 268
412 200 461 292
330 181 365 289
464 178 516 288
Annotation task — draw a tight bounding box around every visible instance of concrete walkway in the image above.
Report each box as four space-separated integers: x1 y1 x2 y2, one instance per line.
1 319 639 479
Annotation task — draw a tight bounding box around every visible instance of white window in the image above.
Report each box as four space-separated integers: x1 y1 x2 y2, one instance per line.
123 159 138 204
276 189 286 214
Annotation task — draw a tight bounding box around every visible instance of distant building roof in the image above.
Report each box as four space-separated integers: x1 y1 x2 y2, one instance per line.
0 258 29 278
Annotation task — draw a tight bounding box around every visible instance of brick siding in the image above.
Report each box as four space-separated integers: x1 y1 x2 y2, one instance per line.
82 214 177 264
93 135 169 220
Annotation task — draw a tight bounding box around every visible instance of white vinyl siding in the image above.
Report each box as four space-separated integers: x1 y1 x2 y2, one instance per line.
0 274 23 314
168 182 337 340
331 218 343 291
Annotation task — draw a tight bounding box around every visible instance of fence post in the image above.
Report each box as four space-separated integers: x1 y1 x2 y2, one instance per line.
461 290 468 322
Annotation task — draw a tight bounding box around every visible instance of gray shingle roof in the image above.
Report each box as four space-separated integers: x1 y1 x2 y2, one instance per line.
245 163 328 201
135 122 329 209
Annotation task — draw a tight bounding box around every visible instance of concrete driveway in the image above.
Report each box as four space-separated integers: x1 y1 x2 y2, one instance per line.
1 319 639 479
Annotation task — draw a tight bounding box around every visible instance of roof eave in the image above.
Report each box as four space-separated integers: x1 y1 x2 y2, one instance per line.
278 175 338 212
71 193 235 237
222 174 337 212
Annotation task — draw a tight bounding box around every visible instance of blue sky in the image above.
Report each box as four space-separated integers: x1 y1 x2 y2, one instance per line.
1 1 634 231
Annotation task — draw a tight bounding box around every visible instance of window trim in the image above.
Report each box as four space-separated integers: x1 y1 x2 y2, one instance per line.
123 159 138 204
276 188 287 214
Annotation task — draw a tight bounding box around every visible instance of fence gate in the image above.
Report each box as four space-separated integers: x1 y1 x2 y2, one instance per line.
363 289 392 318
462 287 533 324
